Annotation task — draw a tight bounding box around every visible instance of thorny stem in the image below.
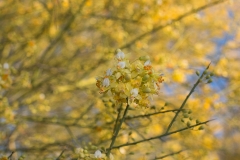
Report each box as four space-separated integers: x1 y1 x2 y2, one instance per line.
106 98 130 157
165 63 211 134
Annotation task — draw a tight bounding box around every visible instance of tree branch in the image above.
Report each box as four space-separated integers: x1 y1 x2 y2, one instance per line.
56 149 65 160
40 0 88 61
109 119 214 150
125 109 179 120
165 63 211 133
153 150 185 160
106 98 130 157
120 0 227 49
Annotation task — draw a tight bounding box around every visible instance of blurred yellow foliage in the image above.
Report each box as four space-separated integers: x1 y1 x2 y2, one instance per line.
172 70 185 83
0 0 239 159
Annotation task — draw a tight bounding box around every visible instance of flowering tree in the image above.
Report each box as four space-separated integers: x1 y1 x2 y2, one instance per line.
0 0 240 159
75 49 213 159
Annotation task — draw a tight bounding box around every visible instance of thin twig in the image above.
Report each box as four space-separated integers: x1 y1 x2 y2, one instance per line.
74 103 94 124
153 150 185 159
40 0 88 61
106 98 130 157
8 151 14 159
109 119 214 150
56 149 65 160
125 109 179 120
165 63 211 134
120 0 227 49
65 126 77 145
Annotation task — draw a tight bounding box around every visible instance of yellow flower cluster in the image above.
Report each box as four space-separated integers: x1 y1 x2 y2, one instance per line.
96 49 164 108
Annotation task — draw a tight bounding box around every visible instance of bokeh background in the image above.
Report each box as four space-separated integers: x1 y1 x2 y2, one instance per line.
0 0 240 159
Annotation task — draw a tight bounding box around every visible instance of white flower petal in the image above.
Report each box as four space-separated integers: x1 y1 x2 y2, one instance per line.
94 150 102 158
3 63 9 69
106 68 113 76
118 61 126 69
144 60 151 66
102 78 110 87
131 88 138 97
116 50 125 60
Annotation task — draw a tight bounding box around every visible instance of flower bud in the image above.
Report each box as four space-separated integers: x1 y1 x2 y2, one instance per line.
183 113 189 118
142 88 151 93
196 119 200 124
210 72 214 76
142 74 150 81
125 73 131 81
198 126 204 130
196 71 200 76
187 122 191 127
207 79 212 83
205 75 210 79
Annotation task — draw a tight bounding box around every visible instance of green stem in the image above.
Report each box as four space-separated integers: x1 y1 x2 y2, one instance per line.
165 63 211 133
112 104 123 133
106 98 130 157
